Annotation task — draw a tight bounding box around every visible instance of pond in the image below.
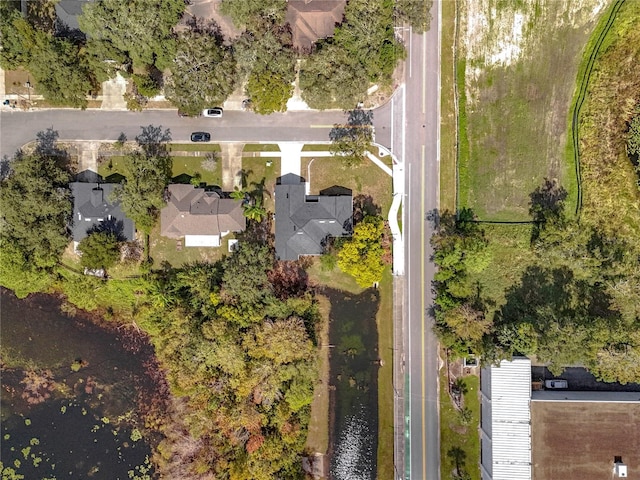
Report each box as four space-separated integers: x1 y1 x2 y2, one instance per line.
0 288 167 480
326 287 380 480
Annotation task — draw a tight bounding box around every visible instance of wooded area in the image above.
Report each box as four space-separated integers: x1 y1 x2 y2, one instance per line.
0 0 413 111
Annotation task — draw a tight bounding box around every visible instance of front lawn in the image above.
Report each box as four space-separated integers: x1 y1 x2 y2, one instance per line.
301 156 393 214
440 370 480 480
98 153 222 186
241 156 281 214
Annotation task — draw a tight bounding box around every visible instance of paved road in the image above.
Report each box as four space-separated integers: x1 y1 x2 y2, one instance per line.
387 2 442 479
0 108 394 159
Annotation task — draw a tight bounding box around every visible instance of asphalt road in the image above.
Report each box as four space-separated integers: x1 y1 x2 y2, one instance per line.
394 3 442 479
0 108 395 159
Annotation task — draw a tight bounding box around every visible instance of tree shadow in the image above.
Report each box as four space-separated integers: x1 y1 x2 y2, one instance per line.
494 264 621 371
87 218 127 242
529 178 568 243
447 446 467 474
238 168 253 189
136 125 172 157
250 177 270 202
185 16 224 44
0 155 12 180
352 194 381 224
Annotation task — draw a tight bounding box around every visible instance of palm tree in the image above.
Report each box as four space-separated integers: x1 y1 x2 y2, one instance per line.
243 201 267 222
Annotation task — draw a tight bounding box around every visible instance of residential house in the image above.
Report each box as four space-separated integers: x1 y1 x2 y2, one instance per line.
70 182 135 247
275 173 352 261
285 0 346 51
160 184 246 247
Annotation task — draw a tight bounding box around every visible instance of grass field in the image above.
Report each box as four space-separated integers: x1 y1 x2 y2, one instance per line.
148 223 230 268
242 144 280 153
574 0 640 237
375 267 394 480
306 294 331 455
97 153 222 186
301 156 393 214
168 143 221 153
468 223 535 311
439 370 480 480
440 0 457 212
458 0 605 220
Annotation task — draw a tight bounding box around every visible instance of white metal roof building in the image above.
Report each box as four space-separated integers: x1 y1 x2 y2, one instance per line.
480 357 532 480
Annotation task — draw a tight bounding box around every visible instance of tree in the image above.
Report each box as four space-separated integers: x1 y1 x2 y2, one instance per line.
246 70 292 114
28 33 96 108
165 27 237 116
0 139 72 269
0 3 30 68
242 200 268 223
300 43 370 110
330 108 374 167
113 126 172 233
337 215 385 287
395 0 433 33
220 0 287 30
78 0 184 70
0 7 97 107
78 231 120 271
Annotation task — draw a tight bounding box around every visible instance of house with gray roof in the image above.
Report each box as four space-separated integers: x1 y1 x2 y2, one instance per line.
70 182 135 244
275 174 352 261
160 184 246 247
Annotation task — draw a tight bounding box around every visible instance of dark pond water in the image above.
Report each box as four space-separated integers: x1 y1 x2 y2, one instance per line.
326 288 380 480
0 288 165 479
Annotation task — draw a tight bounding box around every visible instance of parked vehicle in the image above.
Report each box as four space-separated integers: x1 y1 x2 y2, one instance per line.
545 379 568 389
202 107 223 118
190 132 211 142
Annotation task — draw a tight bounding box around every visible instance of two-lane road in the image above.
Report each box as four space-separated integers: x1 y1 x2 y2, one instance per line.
386 1 442 478
0 109 391 159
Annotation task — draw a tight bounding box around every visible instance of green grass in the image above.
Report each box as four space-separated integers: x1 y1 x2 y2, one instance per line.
241 156 281 213
440 0 458 212
242 144 280 153
306 258 363 295
459 2 603 220
301 156 393 214
440 370 480 480
376 267 394 480
564 0 625 205
168 143 221 152
148 223 231 268
469 223 535 310
302 144 332 152
98 155 222 186
171 157 221 186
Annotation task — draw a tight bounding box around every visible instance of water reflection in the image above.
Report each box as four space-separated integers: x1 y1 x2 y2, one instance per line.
0 288 164 479
326 288 380 480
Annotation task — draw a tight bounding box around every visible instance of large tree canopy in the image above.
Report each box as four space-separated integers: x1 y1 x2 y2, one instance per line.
0 4 97 108
145 242 319 478
113 126 173 233
0 140 72 269
78 0 184 70
300 0 404 109
165 27 236 116
220 0 287 30
78 231 121 271
338 215 385 287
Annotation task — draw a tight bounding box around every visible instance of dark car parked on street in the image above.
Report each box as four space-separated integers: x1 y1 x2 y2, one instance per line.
190 132 211 142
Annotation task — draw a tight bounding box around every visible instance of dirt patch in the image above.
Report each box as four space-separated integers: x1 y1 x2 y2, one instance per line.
531 401 640 480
